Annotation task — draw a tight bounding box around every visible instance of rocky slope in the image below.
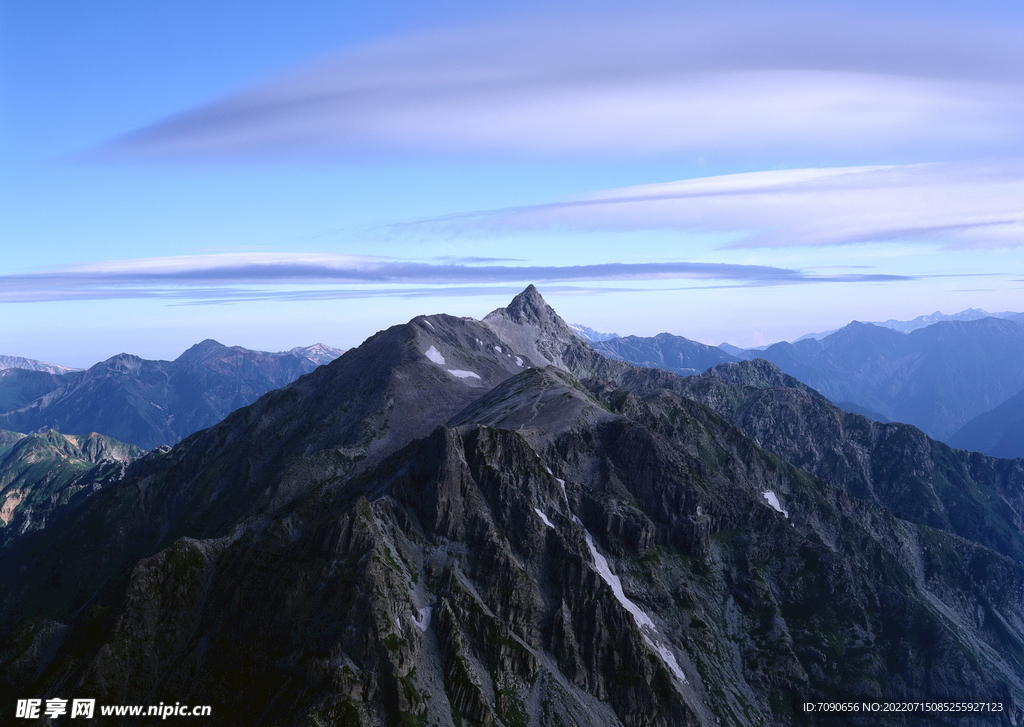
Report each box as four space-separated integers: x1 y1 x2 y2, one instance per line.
0 287 1022 726
0 340 343 450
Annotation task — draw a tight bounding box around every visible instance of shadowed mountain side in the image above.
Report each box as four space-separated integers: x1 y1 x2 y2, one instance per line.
0 312 547 630
950 388 1024 460
0 340 343 450
0 369 81 416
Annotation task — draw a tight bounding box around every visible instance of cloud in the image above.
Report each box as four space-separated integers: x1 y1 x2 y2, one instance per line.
98 10 1024 162
416 162 1024 248
0 253 911 304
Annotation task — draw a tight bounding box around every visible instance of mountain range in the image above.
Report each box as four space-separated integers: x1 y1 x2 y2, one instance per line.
588 333 737 377
733 318 1024 441
0 356 80 376
572 317 1024 450
792 308 1024 340
0 340 343 450
1 287 1022 726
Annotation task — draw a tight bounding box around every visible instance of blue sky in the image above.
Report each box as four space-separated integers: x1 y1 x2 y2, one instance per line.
3 0 1024 366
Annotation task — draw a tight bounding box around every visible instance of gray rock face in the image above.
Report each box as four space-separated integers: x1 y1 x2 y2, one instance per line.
483 284 584 370
1 288 1023 726
0 340 343 450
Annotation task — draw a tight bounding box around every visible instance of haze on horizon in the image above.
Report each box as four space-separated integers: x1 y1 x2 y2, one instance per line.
3 0 1024 367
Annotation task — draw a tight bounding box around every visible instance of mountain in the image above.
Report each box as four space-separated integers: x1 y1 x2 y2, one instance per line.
735 317 1024 440
1 287 1023 726
288 342 345 366
0 429 143 543
949 388 1024 459
0 340 343 450
589 332 738 376
793 308 1023 341
0 355 80 375
873 308 1020 333
570 324 620 342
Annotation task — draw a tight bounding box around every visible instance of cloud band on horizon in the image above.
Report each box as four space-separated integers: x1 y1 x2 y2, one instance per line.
0 254 911 304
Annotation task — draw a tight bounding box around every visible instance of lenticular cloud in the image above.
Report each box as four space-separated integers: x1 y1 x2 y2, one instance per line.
100 10 1024 162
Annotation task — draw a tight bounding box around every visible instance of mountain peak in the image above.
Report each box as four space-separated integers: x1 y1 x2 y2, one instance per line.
482 286 584 370
288 343 345 366
176 339 227 362
500 285 555 326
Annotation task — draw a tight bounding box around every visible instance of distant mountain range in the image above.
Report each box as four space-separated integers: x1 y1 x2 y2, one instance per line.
572 315 1024 449
0 355 80 375
569 323 620 342
577 308 1024 347
2 286 1024 725
0 340 343 450
589 332 736 376
733 318 1024 440
792 307 1024 340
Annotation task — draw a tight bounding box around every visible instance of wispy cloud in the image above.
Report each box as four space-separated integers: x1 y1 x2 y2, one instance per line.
97 10 1024 162
407 162 1024 249
0 253 910 304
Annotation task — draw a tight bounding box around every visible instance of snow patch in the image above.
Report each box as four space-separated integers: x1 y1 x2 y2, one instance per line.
515 356 524 367
414 607 433 632
534 508 554 528
424 345 445 365
576 516 687 685
494 345 503 353
556 477 566 498
582 528 654 629
423 320 434 329
447 369 481 379
650 640 688 684
762 491 789 518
